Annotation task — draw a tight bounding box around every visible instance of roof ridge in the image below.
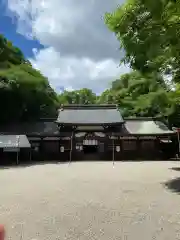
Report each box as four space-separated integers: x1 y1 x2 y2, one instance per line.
59 104 118 110
124 117 159 121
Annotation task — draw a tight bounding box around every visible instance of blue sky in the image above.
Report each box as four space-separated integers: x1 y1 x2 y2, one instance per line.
0 0 43 58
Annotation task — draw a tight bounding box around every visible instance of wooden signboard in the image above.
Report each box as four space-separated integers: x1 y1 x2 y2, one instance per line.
3 147 20 152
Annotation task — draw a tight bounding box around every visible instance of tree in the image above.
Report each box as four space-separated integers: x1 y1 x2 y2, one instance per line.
97 89 114 104
109 71 173 118
104 0 180 124
58 88 96 105
105 0 180 82
0 35 58 122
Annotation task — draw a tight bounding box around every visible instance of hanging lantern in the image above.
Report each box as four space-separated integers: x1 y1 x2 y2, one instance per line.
35 146 39 152
60 146 64 152
116 146 120 152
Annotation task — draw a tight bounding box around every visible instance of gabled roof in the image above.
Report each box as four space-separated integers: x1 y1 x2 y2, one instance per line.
0 122 59 136
124 119 174 135
0 135 31 148
56 104 124 125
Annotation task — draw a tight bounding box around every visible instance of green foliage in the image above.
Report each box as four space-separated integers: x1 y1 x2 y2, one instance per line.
1 21 180 127
58 71 175 120
105 0 180 80
104 0 180 125
58 88 97 105
0 35 58 122
0 34 25 67
110 71 174 118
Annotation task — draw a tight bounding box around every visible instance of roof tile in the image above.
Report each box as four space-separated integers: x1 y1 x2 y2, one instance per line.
57 105 123 124
125 120 174 135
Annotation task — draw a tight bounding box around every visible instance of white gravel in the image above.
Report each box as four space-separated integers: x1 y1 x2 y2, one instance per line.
1 161 180 240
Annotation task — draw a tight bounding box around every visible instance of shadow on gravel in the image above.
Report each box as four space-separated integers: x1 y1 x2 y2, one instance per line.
170 167 180 172
164 177 180 194
1 159 177 170
0 161 68 169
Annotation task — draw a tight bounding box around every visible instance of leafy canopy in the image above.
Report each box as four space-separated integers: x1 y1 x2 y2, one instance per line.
0 34 58 122
105 0 180 82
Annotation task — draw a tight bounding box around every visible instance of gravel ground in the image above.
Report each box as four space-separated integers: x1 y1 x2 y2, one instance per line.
1 161 180 240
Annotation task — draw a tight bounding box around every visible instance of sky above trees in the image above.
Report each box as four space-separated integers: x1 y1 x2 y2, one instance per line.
1 0 180 125
1 0 130 93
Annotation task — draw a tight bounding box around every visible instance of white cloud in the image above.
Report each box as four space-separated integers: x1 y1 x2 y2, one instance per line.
6 0 130 92
29 47 130 93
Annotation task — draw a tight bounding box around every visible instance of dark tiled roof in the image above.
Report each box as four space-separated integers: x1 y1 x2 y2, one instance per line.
56 104 124 125
76 126 104 131
0 122 59 136
124 120 174 135
0 135 30 148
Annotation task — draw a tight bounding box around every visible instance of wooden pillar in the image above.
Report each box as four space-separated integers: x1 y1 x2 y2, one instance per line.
156 136 161 159
16 150 19 165
29 148 32 162
58 137 61 160
106 134 110 161
119 138 123 160
16 135 20 165
58 137 60 151
40 137 43 160
69 131 74 163
112 139 115 165
120 137 124 160
136 137 141 160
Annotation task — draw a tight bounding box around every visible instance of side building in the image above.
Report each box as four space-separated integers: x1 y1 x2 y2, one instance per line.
0 104 177 164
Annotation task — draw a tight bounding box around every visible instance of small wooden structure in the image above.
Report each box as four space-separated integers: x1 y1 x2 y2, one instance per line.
0 135 31 164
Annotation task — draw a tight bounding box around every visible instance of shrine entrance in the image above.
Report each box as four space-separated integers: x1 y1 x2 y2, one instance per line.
82 139 98 160
74 132 106 161
83 145 98 154
83 139 98 154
